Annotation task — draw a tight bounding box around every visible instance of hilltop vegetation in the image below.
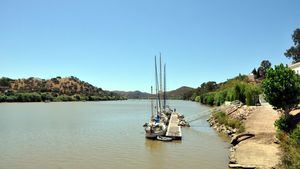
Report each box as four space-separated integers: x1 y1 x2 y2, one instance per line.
0 76 125 102
188 74 261 106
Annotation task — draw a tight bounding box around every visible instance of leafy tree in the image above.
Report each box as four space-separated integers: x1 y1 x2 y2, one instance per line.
257 60 272 79
285 28 300 63
41 93 53 101
262 64 300 116
257 66 265 78
261 60 272 70
0 77 12 87
194 81 218 96
252 68 259 79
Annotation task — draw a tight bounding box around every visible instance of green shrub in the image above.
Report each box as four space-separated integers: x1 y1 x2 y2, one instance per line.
291 123 300 144
213 111 227 124
206 93 215 105
225 88 236 101
234 82 246 103
275 115 292 132
0 95 7 102
190 93 197 101
227 118 245 132
214 91 226 106
5 95 17 102
9 92 42 102
41 93 53 101
73 94 81 101
194 96 201 102
244 85 261 106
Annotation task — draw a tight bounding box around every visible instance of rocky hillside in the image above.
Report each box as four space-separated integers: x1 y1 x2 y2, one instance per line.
0 76 124 102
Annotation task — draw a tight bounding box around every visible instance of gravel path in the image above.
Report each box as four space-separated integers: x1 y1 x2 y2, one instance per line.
233 104 281 168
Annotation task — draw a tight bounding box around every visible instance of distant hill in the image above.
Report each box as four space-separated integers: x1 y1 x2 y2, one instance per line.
0 76 125 102
114 90 152 99
167 86 195 99
115 86 194 100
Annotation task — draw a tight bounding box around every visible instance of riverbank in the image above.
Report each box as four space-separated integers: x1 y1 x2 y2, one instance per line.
208 102 281 168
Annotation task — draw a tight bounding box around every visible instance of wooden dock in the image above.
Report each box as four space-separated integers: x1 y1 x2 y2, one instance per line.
166 112 182 140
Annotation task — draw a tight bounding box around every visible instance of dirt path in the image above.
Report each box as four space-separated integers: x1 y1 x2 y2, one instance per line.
232 103 281 168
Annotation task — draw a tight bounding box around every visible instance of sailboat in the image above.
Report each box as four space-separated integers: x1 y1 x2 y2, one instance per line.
144 54 172 139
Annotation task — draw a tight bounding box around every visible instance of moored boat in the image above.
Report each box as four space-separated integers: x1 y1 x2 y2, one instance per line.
144 54 171 140
157 136 172 142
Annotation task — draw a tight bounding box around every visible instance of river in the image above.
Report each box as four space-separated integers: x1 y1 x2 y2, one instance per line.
0 100 229 169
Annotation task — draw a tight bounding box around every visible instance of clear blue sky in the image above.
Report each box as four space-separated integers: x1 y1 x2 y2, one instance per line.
1 0 300 92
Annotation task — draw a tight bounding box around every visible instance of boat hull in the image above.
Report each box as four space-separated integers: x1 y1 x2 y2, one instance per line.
145 130 166 139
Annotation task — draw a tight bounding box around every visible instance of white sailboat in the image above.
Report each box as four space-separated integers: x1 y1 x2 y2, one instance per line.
144 54 171 139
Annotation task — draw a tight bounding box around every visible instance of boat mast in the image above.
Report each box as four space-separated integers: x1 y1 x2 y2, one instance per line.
163 63 167 109
159 53 162 112
154 56 160 116
151 86 153 118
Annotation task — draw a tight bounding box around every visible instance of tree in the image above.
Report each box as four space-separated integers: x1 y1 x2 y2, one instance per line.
199 81 218 93
262 64 300 116
257 67 265 78
0 77 12 87
285 28 300 63
261 60 272 70
194 81 218 96
252 68 258 79
257 60 272 79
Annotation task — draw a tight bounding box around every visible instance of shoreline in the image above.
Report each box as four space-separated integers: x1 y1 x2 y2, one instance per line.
208 103 281 169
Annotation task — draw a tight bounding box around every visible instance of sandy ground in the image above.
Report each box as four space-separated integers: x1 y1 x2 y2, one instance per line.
233 103 281 168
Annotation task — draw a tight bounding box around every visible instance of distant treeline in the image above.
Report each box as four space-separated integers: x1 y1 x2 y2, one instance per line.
0 92 124 102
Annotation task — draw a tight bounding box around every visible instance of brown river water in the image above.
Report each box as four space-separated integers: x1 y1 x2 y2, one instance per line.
0 100 229 169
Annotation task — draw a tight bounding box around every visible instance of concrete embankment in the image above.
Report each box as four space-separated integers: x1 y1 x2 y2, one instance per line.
208 103 281 169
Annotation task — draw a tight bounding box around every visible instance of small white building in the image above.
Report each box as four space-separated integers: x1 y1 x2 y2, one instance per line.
289 62 300 75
